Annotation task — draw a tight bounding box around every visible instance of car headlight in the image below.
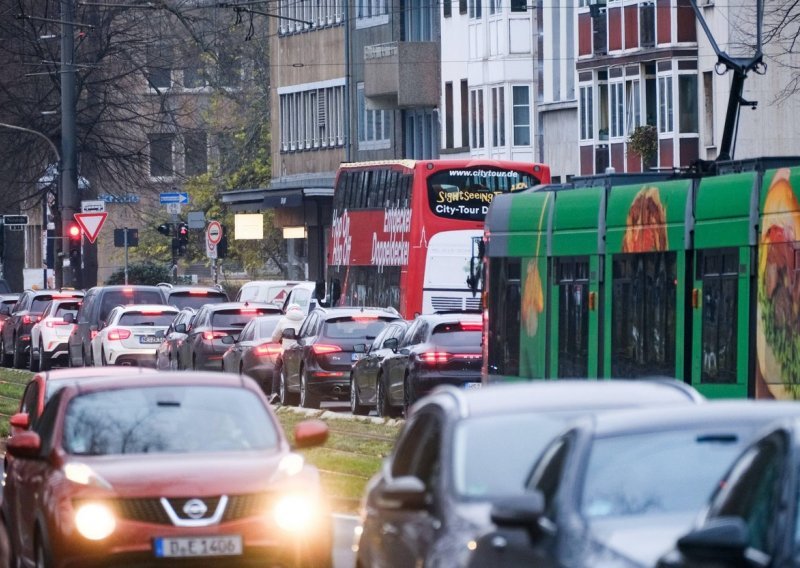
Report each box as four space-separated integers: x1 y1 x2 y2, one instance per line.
74 502 116 540
277 453 305 478
273 494 318 532
64 462 112 490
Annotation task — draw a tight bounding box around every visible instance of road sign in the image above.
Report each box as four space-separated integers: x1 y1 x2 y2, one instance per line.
2 215 28 226
206 238 217 259
166 203 182 215
73 212 108 244
81 200 106 213
187 211 205 229
160 192 189 205
206 221 222 245
113 228 139 247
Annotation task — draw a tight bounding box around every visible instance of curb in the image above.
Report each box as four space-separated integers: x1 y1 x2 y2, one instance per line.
272 404 405 427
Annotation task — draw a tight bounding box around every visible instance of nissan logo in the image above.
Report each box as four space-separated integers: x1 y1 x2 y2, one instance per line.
182 499 208 519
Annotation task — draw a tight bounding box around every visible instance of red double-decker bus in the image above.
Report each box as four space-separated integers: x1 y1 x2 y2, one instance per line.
327 159 550 318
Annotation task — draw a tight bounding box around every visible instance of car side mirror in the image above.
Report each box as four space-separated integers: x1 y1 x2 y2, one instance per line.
6 431 42 460
175 323 186 334
354 343 366 354
282 328 297 340
490 491 546 528
383 337 399 351
62 312 75 324
221 335 236 345
379 476 428 511
293 419 329 449
9 412 30 431
676 517 750 563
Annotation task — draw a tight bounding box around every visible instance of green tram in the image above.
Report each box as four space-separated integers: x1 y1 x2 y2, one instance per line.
483 158 800 400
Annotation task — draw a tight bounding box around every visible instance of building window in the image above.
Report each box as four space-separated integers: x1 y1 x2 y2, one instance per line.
610 82 624 138
469 0 482 19
658 75 674 133
404 0 435 40
445 82 454 148
279 82 346 152
491 86 506 147
279 0 343 34
149 134 174 178
147 67 171 90
625 79 641 135
512 85 530 146
459 0 467 13
357 0 389 26
444 0 451 17
489 0 499 15
703 71 714 146
460 79 469 147
510 0 526 11
678 74 698 134
357 84 391 149
184 131 208 176
580 85 594 141
404 109 439 159
470 89 485 149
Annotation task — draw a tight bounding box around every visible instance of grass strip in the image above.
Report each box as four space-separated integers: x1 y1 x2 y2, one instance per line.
0 369 30 436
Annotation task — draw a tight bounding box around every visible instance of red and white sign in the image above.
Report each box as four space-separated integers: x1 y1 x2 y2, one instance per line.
207 221 222 245
74 212 108 244
330 208 412 268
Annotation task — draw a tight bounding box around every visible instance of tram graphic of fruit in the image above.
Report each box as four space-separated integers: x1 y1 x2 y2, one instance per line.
522 259 544 336
622 187 669 253
757 169 800 398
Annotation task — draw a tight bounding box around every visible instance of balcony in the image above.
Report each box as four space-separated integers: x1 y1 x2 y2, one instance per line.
363 41 440 109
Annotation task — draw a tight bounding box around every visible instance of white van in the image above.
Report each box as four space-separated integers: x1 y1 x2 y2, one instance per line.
279 281 321 315
235 280 307 306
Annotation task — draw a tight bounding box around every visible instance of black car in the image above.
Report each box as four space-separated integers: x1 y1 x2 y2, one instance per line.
469 401 800 568
67 285 167 367
165 285 229 310
1 289 84 369
0 293 20 333
350 319 409 415
221 314 284 391
355 380 704 568
279 307 401 409
179 302 281 371
377 313 483 417
657 416 800 568
155 307 196 371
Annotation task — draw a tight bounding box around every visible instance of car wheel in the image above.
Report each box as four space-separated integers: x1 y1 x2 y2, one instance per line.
192 354 198 371
101 348 108 366
299 368 320 409
403 376 414 417
28 343 39 372
376 377 397 419
12 338 25 370
86 348 94 367
350 377 369 416
34 529 53 568
279 367 299 406
39 341 51 372
0 337 9 367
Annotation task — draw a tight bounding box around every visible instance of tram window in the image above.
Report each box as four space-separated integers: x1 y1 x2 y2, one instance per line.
697 248 739 384
488 258 521 376
557 257 590 378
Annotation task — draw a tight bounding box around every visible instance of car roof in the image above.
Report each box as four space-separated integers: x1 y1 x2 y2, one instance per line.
0 293 20 301
201 302 282 312
63 371 254 395
93 285 164 292
36 366 153 384
422 380 705 419
114 304 179 313
240 280 306 287
313 306 401 319
590 400 800 437
167 286 227 295
29 289 84 298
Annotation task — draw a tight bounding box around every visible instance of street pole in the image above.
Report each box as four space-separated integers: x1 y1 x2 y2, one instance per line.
61 0 80 289
123 227 129 285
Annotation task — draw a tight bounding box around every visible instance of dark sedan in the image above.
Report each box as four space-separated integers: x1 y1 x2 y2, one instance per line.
350 320 409 415
155 308 196 370
469 401 800 568
279 307 401 409
221 314 283 392
179 302 281 371
657 416 800 568
355 380 704 568
0 293 20 334
378 313 483 417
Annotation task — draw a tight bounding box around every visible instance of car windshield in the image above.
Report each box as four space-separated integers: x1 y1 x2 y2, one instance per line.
323 317 394 340
62 386 278 455
580 429 744 519
54 302 81 317
32 297 59 312
452 413 568 499
168 292 228 310
212 309 276 328
119 312 177 326
431 324 481 347
100 291 164 322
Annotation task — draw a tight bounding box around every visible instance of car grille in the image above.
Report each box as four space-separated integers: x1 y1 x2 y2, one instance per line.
430 296 481 312
109 493 270 525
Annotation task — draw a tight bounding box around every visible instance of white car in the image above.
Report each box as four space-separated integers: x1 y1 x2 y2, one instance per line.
29 297 83 371
91 304 179 367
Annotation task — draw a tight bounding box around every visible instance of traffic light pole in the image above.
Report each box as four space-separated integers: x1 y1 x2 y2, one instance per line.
61 0 80 289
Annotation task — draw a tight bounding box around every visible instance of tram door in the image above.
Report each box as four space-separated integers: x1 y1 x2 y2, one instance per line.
555 257 590 378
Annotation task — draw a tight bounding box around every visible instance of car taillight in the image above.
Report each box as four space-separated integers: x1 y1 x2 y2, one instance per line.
189 290 209 295
312 344 341 355
139 310 167 315
90 330 98 339
45 319 70 328
107 328 132 341
202 331 228 341
254 343 283 356
22 315 39 324
419 352 451 365
459 322 483 331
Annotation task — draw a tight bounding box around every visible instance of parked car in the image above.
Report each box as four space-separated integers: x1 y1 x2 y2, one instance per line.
90 304 179 367
279 307 402 408
235 280 308 306
377 312 483 417
155 307 196 370
165 285 229 310
179 302 282 371
657 416 800 568
467 401 800 568
1 289 84 369
67 285 168 367
3 371 333 567
221 314 284 392
29 297 83 371
0 293 20 334
355 380 704 568
350 319 410 415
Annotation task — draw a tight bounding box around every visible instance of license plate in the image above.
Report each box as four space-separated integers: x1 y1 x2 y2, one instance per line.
462 382 482 390
352 353 365 362
139 335 161 344
154 535 242 558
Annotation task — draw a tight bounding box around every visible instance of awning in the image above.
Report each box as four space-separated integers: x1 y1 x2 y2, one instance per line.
263 190 303 208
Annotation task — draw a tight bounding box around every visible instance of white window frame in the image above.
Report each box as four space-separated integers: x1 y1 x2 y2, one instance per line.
491 86 506 148
511 85 531 147
625 78 641 135
579 85 594 141
658 74 674 134
609 81 624 139
357 83 392 150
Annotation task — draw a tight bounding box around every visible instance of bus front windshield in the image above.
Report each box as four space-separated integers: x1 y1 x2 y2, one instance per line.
427 167 539 221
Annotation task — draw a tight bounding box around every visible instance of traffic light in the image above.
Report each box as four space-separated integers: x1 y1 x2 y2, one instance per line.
67 222 81 267
177 223 188 256
67 222 81 241
157 223 171 237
